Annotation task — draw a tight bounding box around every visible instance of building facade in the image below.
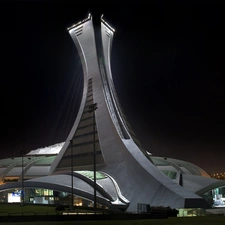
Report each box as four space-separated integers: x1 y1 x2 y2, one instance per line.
0 14 225 213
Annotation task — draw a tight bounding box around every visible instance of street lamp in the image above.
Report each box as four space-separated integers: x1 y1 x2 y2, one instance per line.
70 140 74 209
21 150 24 206
88 103 98 212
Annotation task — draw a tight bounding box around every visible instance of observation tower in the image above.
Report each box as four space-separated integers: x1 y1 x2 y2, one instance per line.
49 14 209 211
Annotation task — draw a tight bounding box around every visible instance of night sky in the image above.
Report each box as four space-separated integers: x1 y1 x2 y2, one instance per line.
0 1 224 173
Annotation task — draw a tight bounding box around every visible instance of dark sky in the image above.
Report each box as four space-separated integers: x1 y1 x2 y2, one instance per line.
0 0 224 173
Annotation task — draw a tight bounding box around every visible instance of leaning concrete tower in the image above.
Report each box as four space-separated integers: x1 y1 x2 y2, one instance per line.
50 14 209 211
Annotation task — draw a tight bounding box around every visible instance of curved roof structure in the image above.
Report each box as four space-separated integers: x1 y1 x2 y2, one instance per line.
0 143 224 210
151 156 210 177
0 168 129 211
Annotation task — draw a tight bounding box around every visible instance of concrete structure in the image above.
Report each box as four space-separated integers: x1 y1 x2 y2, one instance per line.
0 14 225 213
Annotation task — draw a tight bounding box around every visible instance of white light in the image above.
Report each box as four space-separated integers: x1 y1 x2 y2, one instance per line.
67 13 92 31
101 15 115 32
8 193 20 203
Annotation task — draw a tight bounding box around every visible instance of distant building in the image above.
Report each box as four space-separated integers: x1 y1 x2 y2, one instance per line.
1 14 225 215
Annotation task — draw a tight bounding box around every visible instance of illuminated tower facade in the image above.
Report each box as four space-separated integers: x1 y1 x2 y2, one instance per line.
50 14 209 211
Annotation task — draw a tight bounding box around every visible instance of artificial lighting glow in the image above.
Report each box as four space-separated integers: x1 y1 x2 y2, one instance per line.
67 13 92 31
101 15 115 32
75 202 82 206
27 142 64 155
8 193 20 203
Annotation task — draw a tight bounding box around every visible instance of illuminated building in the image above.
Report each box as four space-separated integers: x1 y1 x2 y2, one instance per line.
0 14 225 214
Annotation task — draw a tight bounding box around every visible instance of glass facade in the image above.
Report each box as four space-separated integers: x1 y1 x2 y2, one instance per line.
178 208 206 217
203 186 225 207
0 188 107 209
161 170 177 179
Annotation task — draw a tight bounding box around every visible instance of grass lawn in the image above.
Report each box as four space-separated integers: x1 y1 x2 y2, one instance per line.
0 203 57 215
1 217 225 225
0 204 224 225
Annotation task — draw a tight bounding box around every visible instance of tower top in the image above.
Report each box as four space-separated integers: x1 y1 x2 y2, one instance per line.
101 14 115 32
67 13 115 33
67 13 91 31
